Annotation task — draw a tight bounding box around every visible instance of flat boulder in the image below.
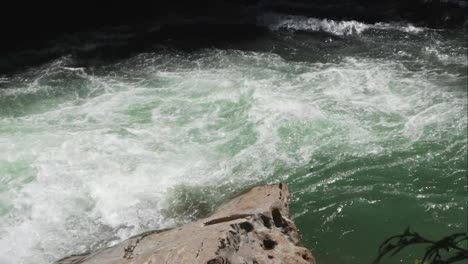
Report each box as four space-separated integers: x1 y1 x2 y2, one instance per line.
56 183 315 264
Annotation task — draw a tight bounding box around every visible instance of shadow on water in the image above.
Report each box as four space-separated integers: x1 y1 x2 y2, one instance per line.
0 22 270 75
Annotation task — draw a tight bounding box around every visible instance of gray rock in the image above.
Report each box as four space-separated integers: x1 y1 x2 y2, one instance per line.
55 183 315 264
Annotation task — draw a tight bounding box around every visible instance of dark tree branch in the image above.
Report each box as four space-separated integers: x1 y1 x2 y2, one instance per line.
373 228 468 264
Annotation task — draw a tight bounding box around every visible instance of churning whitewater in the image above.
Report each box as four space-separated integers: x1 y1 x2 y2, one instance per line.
0 16 466 264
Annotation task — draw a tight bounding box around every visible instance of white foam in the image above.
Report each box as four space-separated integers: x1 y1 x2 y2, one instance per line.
258 13 427 35
373 22 426 33
258 13 369 35
0 50 465 264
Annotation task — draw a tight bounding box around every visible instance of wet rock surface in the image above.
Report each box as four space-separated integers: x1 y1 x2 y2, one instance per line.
55 183 315 264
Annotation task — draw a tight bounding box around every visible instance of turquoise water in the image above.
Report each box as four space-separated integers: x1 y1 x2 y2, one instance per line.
0 16 466 264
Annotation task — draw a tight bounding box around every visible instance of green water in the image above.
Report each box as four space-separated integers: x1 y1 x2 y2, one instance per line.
0 17 466 264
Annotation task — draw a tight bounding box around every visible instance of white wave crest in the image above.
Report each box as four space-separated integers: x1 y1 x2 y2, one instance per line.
258 13 369 36
373 22 425 33
258 13 427 36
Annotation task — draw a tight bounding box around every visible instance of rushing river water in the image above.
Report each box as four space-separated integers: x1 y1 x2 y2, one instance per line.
0 14 466 264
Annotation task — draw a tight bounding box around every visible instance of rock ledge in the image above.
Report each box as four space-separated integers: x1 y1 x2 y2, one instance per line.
56 183 315 264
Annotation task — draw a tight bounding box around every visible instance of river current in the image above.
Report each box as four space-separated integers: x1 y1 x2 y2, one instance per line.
0 14 466 264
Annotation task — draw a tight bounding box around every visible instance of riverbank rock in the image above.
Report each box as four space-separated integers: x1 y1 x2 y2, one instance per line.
55 183 315 264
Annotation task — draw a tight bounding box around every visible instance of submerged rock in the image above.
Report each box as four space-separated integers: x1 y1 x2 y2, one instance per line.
55 183 315 264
